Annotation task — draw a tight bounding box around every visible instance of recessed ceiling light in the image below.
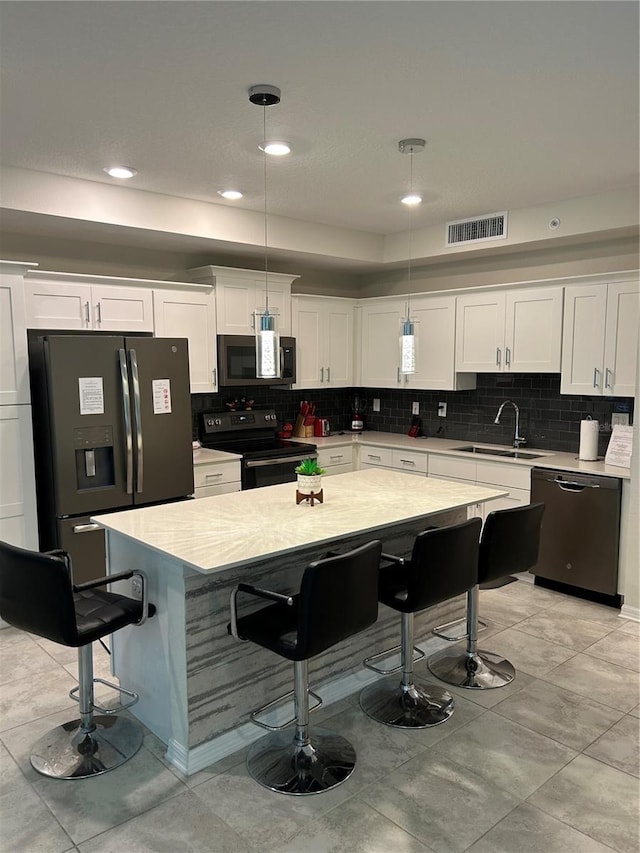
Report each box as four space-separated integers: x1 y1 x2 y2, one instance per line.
104 166 137 179
259 141 291 156
218 189 244 200
401 193 422 206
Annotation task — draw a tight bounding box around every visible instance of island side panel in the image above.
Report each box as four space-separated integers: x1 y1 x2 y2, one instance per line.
106 531 190 748
184 508 466 748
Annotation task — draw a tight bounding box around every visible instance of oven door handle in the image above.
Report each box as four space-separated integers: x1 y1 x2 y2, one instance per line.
245 452 318 469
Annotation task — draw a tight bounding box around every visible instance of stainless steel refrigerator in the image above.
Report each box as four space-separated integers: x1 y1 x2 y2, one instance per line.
28 331 194 583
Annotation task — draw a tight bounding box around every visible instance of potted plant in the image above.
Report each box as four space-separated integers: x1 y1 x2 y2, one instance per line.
295 458 326 495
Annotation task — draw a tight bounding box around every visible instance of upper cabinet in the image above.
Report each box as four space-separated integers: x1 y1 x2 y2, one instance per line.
25 272 154 332
153 287 218 394
0 260 36 405
358 295 475 390
455 286 563 373
292 295 355 388
188 265 298 337
561 279 639 396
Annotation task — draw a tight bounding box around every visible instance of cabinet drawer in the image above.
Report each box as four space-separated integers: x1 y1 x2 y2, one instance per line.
193 460 241 489
194 482 241 499
475 461 531 490
392 449 428 474
359 446 394 468
317 446 354 470
428 455 476 481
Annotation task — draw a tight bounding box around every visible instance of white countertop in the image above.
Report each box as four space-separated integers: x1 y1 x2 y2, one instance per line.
297 432 632 480
92 468 506 574
193 447 242 465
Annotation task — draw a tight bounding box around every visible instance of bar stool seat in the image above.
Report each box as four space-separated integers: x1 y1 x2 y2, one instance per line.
0 540 154 779
228 540 382 795
428 502 544 689
360 517 482 728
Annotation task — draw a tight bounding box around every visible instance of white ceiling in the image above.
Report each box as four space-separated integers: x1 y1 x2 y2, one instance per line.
0 1 638 267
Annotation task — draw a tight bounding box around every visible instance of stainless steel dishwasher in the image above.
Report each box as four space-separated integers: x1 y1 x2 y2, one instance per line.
530 468 622 595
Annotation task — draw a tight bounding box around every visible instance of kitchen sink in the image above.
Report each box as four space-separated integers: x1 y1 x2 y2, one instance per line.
454 445 545 460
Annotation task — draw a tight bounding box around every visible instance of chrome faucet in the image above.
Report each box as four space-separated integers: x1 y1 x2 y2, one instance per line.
494 400 526 448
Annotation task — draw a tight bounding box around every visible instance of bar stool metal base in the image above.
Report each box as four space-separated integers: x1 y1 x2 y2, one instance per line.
360 676 454 728
30 715 144 779
428 647 515 689
246 727 356 795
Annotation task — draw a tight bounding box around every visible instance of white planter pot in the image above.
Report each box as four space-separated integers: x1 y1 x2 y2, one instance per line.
297 474 322 495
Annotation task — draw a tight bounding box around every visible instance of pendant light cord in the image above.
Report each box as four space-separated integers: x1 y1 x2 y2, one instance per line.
262 105 270 315
407 146 414 319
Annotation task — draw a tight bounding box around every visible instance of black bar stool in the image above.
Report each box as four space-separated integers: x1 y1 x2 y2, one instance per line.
0 539 155 779
428 502 545 689
359 517 481 728
228 539 382 795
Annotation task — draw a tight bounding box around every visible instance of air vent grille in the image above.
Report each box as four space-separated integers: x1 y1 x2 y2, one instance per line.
446 212 507 246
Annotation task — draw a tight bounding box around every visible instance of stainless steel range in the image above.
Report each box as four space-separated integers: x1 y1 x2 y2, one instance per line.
198 408 317 490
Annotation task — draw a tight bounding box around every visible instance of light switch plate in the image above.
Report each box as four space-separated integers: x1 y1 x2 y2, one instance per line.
611 412 630 427
412 402 420 415
438 402 447 417
372 398 380 412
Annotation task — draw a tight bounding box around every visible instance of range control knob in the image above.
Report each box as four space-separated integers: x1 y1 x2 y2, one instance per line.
214 418 222 426
206 418 215 427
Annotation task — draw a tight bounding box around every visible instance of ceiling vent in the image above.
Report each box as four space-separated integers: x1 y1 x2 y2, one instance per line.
446 211 508 247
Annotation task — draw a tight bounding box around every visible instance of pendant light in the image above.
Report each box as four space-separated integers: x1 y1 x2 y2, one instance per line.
249 84 282 379
398 138 425 375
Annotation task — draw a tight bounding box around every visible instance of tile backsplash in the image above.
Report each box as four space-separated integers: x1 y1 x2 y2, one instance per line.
192 374 633 456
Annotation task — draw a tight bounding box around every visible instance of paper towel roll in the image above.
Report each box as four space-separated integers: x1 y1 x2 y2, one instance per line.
579 419 599 460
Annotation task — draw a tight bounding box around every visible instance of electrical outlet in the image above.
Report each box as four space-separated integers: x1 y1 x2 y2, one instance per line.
438 402 447 417
372 398 380 412
131 575 143 599
611 412 630 427
412 402 420 415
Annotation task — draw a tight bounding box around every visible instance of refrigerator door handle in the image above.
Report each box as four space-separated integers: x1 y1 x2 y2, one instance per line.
119 348 134 494
128 348 144 494
73 522 102 534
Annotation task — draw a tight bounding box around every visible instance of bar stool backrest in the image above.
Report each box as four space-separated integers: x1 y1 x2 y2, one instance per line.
407 517 482 611
479 502 545 585
0 540 79 646
296 540 382 659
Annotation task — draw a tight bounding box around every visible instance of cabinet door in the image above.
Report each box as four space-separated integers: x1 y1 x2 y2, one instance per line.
25 280 92 329
215 279 256 334
504 287 562 372
455 292 506 372
0 406 38 548
325 301 354 387
603 280 639 397
359 301 404 387
0 271 30 405
291 297 324 388
561 285 607 395
153 289 218 393
93 285 154 332
408 296 459 390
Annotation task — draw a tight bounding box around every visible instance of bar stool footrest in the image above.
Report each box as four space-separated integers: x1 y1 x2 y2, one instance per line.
250 687 323 731
432 617 487 642
69 678 139 714
363 644 425 675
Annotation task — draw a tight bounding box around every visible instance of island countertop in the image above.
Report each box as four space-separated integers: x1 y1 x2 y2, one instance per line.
92 468 506 574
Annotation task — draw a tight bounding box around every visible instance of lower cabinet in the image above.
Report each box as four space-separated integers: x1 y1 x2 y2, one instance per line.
0 405 38 549
317 445 354 476
193 458 241 498
357 444 428 476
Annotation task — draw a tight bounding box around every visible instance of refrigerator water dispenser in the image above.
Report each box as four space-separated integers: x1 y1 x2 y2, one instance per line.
73 426 115 490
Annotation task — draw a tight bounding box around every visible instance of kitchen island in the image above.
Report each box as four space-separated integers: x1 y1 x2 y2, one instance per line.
93 468 506 775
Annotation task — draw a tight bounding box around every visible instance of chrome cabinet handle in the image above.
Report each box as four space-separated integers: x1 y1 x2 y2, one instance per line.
397 367 401 383
119 348 134 494
84 301 91 326
367 454 381 461
204 471 223 479
593 367 600 388
505 347 511 367
326 366 331 382
320 367 324 382
605 367 612 389
96 301 102 325
212 367 217 388
251 313 255 331
399 458 416 465
496 347 501 367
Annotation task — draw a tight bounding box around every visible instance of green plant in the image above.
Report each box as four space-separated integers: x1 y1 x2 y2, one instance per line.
294 458 326 476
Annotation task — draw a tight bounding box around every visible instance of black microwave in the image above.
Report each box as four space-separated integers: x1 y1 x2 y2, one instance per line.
217 335 296 387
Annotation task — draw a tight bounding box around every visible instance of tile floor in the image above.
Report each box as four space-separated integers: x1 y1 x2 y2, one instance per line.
1 581 638 852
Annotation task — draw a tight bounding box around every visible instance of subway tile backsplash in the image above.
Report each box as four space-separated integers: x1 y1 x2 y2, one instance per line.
192 374 633 456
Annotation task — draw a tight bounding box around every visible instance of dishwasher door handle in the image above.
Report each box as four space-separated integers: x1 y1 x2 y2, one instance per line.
553 477 600 492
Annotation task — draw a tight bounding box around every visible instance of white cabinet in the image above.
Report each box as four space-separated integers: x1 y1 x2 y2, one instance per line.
357 443 428 476
193 457 241 498
0 406 38 548
405 295 475 391
0 261 34 405
561 279 639 396
358 299 406 388
153 288 218 393
317 445 354 476
25 272 154 332
456 287 563 373
292 295 355 388
188 265 298 336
